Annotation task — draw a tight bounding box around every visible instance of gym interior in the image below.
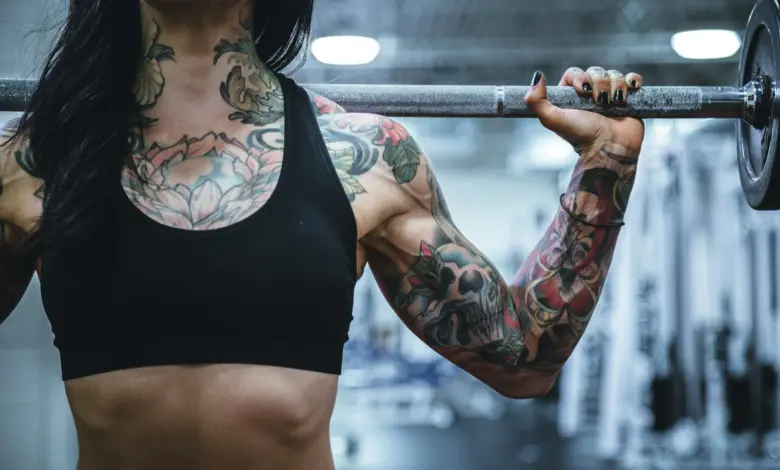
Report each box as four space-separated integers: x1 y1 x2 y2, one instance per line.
0 0 777 469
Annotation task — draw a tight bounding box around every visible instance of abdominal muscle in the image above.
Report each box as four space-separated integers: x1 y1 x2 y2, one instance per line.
65 364 339 470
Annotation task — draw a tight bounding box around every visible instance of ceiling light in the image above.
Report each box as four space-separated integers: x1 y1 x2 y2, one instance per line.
311 36 381 66
671 30 742 60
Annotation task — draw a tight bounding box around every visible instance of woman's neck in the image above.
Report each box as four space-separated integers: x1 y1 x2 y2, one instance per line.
135 0 283 129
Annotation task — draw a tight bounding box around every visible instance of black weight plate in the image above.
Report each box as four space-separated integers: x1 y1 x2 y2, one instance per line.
738 0 780 210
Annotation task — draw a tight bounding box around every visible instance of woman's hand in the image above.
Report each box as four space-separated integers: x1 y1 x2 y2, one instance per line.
524 67 645 157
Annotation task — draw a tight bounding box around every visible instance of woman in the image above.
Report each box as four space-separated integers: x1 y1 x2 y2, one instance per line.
0 0 645 469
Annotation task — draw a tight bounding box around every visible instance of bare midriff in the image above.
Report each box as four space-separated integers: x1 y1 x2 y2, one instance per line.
65 364 339 470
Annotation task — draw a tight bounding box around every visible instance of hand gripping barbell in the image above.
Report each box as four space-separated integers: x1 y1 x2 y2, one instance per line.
0 0 778 208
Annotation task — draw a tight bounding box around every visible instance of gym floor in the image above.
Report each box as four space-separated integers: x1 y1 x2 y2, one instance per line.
332 406 780 470
333 407 592 470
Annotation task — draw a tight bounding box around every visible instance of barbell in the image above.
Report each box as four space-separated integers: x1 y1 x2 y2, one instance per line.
0 0 777 209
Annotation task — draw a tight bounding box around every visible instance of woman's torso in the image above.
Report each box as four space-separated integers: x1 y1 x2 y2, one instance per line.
67 365 339 470
3 75 403 470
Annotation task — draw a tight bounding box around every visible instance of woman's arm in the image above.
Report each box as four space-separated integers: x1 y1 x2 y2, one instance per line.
0 120 38 326
362 127 636 398
359 65 644 398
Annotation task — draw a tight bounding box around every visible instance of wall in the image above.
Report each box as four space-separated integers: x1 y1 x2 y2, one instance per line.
0 0 63 80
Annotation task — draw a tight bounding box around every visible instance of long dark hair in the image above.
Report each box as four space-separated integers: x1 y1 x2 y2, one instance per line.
11 0 313 257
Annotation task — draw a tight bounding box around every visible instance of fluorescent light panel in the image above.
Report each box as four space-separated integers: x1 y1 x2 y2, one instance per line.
671 30 741 60
311 36 381 66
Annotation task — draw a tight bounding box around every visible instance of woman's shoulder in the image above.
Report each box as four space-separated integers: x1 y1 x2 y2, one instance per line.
0 118 44 230
304 90 348 116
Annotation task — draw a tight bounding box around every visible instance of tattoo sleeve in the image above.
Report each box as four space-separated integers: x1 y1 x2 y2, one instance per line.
318 113 422 201
0 120 43 199
361 116 636 395
511 149 636 375
0 122 37 326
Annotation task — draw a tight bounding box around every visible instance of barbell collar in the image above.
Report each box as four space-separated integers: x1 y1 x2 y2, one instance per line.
0 77 757 121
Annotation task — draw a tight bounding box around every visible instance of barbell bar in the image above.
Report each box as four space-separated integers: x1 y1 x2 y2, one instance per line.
0 77 757 120
0 0 778 209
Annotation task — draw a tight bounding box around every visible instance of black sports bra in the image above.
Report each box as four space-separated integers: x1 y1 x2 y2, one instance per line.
39 75 358 380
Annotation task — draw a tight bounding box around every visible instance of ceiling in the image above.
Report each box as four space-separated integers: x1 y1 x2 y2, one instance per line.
298 0 755 86
0 0 757 171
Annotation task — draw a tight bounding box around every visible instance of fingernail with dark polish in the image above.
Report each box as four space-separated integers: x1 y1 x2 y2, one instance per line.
582 82 593 93
598 91 609 106
531 71 542 87
614 89 624 104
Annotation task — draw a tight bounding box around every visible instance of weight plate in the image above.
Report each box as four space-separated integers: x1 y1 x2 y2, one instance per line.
738 0 780 210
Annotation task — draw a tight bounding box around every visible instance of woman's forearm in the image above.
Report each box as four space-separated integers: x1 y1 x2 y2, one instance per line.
510 143 638 376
